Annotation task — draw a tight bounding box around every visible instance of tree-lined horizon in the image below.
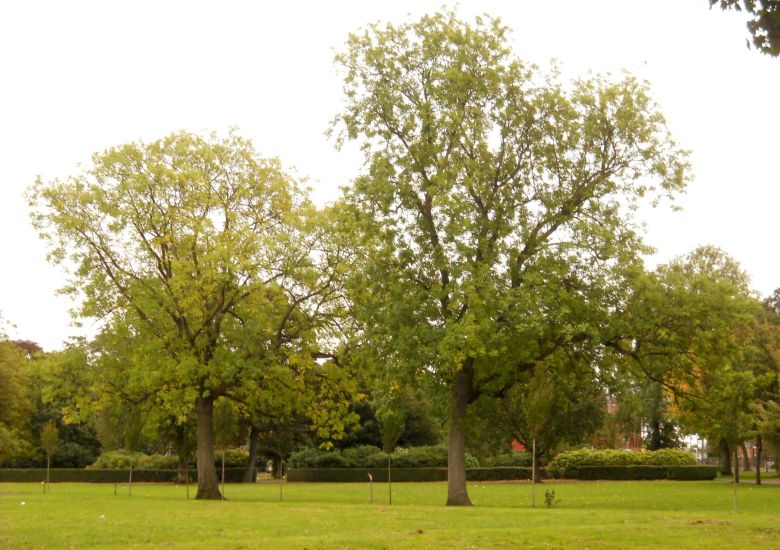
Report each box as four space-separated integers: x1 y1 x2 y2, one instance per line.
12 10 780 505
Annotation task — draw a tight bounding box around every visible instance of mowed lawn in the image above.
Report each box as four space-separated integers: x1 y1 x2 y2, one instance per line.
2 478 779 548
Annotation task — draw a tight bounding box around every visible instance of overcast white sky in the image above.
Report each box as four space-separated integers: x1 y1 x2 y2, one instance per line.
1 1 778 351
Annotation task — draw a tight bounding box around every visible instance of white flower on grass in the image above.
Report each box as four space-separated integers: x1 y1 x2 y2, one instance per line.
20 501 25 506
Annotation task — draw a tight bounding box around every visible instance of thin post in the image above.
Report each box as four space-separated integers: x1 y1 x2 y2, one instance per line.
732 448 738 513
369 473 373 504
45 455 50 494
279 460 284 502
128 456 133 497
185 463 190 499
388 457 392 506
221 448 226 500
531 438 536 508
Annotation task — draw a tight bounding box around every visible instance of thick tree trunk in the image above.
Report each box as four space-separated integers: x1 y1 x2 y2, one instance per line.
719 439 732 476
446 361 474 506
740 443 751 471
242 425 259 483
195 396 222 499
755 435 762 485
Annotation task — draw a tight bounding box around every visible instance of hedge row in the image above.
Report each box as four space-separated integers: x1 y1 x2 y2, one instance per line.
0 468 251 483
288 467 539 482
287 465 715 482
547 449 696 476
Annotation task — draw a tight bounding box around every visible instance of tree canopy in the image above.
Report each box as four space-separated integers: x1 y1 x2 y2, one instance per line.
334 11 688 505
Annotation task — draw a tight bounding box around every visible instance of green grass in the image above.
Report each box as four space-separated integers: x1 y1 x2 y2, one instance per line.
2 478 779 548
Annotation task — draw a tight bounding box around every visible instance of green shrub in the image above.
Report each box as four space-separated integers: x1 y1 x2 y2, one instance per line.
88 450 180 470
392 445 479 469
547 448 696 476
288 448 347 469
341 445 388 468
218 448 250 468
641 448 697 466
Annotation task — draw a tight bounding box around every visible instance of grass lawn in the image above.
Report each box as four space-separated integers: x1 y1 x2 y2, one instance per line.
2 478 779 548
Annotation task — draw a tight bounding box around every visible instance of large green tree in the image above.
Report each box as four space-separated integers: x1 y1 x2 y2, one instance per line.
29 131 320 499
334 11 688 505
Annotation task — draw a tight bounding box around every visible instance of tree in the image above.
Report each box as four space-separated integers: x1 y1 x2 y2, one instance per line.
334 11 688 505
709 0 780 56
29 131 313 499
607 246 762 476
0 338 35 463
40 420 59 493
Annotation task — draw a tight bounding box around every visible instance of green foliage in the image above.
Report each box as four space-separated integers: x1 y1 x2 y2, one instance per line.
40 421 59 457
544 489 560 508
88 450 178 470
341 445 387 468
547 448 696 476
335 9 688 503
288 448 348 469
393 445 479 469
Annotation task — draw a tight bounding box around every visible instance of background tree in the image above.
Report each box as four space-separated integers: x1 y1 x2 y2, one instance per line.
40 420 58 493
29 131 318 499
335 11 688 505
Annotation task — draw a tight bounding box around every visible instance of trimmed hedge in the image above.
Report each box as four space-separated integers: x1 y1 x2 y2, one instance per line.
287 464 715 482
287 467 448 482
547 448 697 476
0 467 251 483
553 465 717 481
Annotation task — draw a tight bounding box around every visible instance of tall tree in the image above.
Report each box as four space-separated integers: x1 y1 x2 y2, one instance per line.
334 11 688 505
29 131 312 499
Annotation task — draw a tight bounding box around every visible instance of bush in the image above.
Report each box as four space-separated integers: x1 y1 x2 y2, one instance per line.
341 445 388 468
217 448 250 468
88 450 180 470
392 445 479 469
288 448 348 469
547 448 696 476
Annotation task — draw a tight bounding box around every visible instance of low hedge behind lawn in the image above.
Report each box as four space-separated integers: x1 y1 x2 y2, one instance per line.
287 465 715 482
0 467 250 483
554 465 718 481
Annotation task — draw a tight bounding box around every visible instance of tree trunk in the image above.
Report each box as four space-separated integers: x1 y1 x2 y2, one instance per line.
740 442 751 471
446 361 474 506
719 438 732 476
734 445 740 483
242 425 259 483
195 395 222 499
755 435 762 485
532 445 544 484
272 455 283 479
46 454 50 493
